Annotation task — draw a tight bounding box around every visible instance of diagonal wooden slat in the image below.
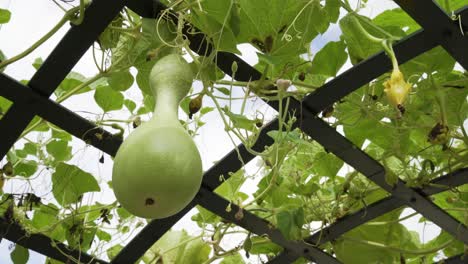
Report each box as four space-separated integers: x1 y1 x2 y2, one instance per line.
0 0 126 159
393 1 468 70
268 168 468 263
0 216 108 264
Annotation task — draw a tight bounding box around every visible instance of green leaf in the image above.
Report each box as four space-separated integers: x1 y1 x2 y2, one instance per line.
46 140 72 162
107 244 123 260
220 252 245 264
325 0 340 23
384 167 399 187
94 85 124 112
0 8 11 24
124 99 137 112
215 170 247 201
339 14 385 64
401 47 456 76
51 127 72 141
310 41 347 77
98 15 123 50
108 70 134 91
237 0 329 59
15 143 37 158
32 57 43 70
146 230 211 264
0 95 12 117
373 8 419 35
45 258 63 264
136 60 156 95
191 59 225 82
275 207 305 240
10 245 29 264
32 204 65 241
187 0 239 53
312 152 344 178
333 212 418 264
0 50 6 73
222 106 257 131
52 163 100 206
191 206 220 226
26 116 49 132
55 72 92 98
249 236 282 255
14 160 38 178
215 87 231 95
436 0 468 11
200 107 215 115
117 206 132 220
96 229 112 242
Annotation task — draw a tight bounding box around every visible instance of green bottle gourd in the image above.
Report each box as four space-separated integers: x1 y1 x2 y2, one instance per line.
112 54 203 219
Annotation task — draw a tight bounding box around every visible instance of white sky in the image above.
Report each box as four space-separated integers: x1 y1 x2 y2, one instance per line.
0 0 446 263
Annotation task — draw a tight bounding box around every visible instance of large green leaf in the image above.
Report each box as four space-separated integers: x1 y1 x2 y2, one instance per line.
108 70 134 91
15 142 37 158
275 207 305 240
339 14 386 64
145 230 211 264
333 220 419 263
436 0 468 11
10 245 29 264
186 0 239 53
94 85 124 112
0 8 11 24
373 8 419 35
52 163 100 206
14 160 38 178
220 252 245 264
401 47 456 76
312 152 344 178
191 206 220 226
238 0 329 56
32 204 65 241
98 14 123 50
55 72 93 99
46 140 72 162
249 236 282 255
107 244 124 260
215 170 247 201
310 40 348 77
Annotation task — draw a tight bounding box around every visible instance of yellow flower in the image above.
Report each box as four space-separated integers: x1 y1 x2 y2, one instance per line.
384 69 411 109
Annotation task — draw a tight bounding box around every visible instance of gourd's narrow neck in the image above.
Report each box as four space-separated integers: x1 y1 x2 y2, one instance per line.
152 90 180 126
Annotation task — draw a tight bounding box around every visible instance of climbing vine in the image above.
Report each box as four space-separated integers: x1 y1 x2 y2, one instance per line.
0 0 467 263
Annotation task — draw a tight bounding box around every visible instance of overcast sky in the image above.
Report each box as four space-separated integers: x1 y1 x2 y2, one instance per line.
0 0 444 263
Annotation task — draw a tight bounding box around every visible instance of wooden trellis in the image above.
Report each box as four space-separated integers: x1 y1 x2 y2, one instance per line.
0 0 467 263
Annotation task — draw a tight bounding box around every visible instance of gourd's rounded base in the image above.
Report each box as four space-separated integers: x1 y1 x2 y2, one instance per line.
112 124 203 219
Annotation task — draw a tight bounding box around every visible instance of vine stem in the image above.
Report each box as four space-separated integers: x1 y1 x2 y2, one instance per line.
215 80 318 92
342 236 454 255
364 212 419 225
56 72 107 103
71 0 86 26
340 0 398 40
0 6 80 70
430 77 448 126
19 72 106 138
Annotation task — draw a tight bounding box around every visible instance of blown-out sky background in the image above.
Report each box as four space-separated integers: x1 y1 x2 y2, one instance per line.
0 0 446 263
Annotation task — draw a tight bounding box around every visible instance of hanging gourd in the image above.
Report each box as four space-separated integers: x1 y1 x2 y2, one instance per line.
112 54 203 219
